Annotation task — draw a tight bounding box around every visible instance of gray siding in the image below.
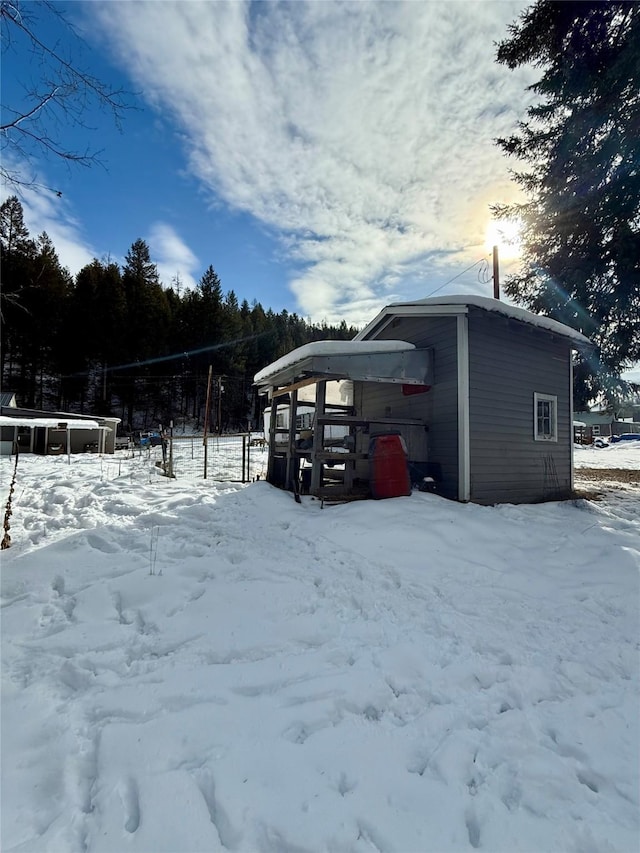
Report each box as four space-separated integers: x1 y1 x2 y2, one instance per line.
467 307 573 504
370 316 459 499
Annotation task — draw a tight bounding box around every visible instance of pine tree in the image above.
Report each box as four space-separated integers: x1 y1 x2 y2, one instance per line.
0 196 36 381
122 238 170 359
63 259 126 411
21 232 72 406
0 195 34 255
120 239 170 426
494 1 640 406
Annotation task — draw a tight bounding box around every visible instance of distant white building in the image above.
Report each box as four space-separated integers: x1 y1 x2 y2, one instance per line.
0 399 120 456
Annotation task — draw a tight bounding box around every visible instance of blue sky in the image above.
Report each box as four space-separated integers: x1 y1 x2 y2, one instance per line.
2 0 638 383
3 0 538 324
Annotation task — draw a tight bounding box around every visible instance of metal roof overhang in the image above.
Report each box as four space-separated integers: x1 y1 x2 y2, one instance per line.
257 348 433 394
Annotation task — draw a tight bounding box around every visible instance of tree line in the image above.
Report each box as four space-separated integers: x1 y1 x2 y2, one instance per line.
0 196 357 433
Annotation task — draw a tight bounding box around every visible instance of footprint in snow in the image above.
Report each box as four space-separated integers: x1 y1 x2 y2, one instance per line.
118 777 140 833
86 533 120 553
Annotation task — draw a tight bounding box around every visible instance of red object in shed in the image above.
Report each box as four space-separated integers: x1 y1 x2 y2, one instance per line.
369 432 411 499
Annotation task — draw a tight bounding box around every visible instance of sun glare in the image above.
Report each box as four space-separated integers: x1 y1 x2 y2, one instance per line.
485 218 522 259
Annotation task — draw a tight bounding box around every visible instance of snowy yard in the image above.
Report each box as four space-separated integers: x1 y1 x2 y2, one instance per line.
1 446 638 852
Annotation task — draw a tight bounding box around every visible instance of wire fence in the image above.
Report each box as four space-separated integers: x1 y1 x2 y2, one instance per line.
42 433 270 485
168 434 269 483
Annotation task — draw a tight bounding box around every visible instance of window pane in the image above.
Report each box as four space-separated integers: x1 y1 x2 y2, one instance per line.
536 396 556 439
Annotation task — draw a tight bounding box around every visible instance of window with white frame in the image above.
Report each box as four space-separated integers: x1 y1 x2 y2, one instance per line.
592 425 601 436
534 393 558 441
296 412 314 430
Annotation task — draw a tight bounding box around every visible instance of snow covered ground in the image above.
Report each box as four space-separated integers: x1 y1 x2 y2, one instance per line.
1 446 638 853
574 440 640 470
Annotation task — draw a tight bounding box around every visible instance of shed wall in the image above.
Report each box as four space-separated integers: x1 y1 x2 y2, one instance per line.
467 307 573 504
370 316 459 499
354 382 429 481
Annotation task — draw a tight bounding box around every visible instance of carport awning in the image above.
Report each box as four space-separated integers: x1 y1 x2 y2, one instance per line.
254 340 433 391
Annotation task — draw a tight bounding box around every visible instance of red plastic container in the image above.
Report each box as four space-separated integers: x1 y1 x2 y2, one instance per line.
369 433 411 499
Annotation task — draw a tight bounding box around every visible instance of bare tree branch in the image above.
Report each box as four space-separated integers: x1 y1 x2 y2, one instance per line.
1 87 60 131
0 0 136 191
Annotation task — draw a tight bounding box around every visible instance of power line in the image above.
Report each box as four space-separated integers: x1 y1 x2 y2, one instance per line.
423 255 490 299
61 332 270 379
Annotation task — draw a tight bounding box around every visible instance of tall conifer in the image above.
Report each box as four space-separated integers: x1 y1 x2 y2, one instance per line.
495 1 640 405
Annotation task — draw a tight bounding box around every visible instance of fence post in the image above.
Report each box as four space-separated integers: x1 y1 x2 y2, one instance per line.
169 420 174 478
242 434 247 482
203 365 213 479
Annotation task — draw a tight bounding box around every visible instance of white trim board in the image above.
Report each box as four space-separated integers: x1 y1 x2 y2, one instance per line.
456 314 470 502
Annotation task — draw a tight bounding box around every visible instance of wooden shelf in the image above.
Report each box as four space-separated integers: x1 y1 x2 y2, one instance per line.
313 451 367 462
316 415 425 427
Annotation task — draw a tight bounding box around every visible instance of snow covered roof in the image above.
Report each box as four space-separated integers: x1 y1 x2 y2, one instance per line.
0 416 102 429
254 339 418 386
357 295 593 348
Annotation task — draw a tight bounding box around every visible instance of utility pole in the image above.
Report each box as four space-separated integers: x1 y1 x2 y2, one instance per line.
493 245 500 300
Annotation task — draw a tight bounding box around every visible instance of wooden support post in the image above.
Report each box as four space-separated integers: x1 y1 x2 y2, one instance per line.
267 394 278 483
310 381 326 495
344 426 355 492
285 390 298 492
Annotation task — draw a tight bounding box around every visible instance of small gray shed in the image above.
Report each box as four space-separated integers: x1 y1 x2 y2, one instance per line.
255 295 592 505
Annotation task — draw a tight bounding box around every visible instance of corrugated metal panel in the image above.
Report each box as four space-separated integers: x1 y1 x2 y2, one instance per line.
467 308 572 504
256 345 433 389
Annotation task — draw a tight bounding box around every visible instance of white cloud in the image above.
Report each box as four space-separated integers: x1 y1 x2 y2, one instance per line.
2 179 200 293
2 179 97 274
147 222 200 291
93 0 535 324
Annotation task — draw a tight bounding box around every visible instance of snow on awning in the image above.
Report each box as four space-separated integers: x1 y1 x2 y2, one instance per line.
255 339 432 390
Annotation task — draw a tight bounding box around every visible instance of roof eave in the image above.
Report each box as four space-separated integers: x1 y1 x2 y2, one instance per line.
356 301 592 349
355 303 468 341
